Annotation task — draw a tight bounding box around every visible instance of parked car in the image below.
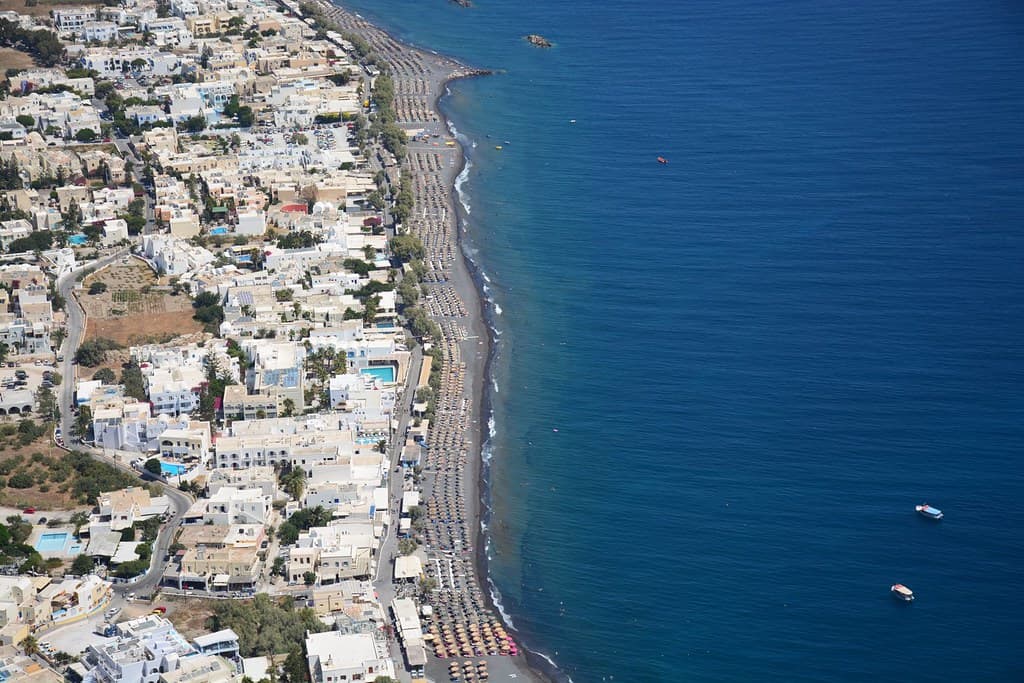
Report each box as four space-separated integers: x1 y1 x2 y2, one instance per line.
22 507 35 514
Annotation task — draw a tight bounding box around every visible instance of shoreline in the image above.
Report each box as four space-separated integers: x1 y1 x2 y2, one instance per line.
315 3 562 682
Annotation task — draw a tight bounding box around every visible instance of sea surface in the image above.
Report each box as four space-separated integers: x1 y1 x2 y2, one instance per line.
336 1 1024 680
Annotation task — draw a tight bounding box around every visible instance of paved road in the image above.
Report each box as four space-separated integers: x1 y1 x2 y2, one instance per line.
56 247 128 442
55 249 192 597
371 345 422 682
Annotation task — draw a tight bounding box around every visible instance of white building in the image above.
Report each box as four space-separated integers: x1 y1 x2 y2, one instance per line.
156 420 212 464
93 487 170 533
187 486 272 526
52 6 96 34
101 218 129 244
305 631 393 683
235 210 266 236
86 615 196 683
82 20 119 42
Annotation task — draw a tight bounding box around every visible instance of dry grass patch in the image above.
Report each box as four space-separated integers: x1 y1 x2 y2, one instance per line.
81 259 202 346
0 433 78 510
164 597 216 639
0 0 98 17
0 48 35 74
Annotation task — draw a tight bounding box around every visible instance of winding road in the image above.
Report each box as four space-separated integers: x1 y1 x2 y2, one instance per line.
55 248 192 597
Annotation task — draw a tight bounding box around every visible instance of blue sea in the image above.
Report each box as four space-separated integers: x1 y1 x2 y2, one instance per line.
336 1 1024 680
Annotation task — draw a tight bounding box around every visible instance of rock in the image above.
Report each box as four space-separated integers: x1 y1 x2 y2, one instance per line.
524 34 552 48
451 0 471 7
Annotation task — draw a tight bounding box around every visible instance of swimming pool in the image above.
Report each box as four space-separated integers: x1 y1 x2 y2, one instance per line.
210 226 229 235
35 532 69 553
68 234 88 245
161 461 186 476
361 366 395 383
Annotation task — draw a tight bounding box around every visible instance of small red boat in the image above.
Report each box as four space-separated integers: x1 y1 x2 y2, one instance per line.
657 156 668 164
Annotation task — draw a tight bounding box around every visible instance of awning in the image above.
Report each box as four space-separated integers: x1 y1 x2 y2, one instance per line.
213 573 231 586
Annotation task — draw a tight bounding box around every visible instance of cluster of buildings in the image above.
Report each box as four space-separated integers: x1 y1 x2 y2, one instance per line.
0 574 111 645
0 0 437 678
77 614 240 683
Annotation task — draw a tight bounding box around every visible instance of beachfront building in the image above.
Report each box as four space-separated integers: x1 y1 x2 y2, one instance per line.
309 579 384 624
305 631 394 683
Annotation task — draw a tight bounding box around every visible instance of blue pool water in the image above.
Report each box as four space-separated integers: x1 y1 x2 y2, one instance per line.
35 532 69 552
360 366 395 383
210 227 229 235
161 462 186 476
68 234 87 246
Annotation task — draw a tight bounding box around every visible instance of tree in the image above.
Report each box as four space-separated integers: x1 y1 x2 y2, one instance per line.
21 636 39 656
144 458 162 476
281 398 295 417
15 114 33 128
92 368 116 383
208 593 326 657
389 234 425 262
71 553 94 575
74 338 121 367
120 361 147 402
192 291 224 331
180 115 206 133
65 199 83 231
302 571 316 586
88 281 108 295
74 128 97 143
70 511 89 534
74 405 92 440
35 385 57 419
283 647 308 683
280 466 304 500
237 106 254 127
396 278 419 306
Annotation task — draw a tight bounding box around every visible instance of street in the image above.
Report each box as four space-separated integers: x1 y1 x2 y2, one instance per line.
55 248 193 597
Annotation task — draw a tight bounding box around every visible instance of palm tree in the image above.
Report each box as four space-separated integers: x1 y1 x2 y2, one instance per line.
21 635 39 656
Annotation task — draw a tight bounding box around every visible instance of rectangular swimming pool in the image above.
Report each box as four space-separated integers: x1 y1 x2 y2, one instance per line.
360 366 395 383
161 462 186 476
35 532 69 553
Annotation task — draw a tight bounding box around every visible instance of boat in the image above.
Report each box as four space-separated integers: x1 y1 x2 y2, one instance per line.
657 156 668 164
891 584 914 602
494 145 503 150
916 503 943 520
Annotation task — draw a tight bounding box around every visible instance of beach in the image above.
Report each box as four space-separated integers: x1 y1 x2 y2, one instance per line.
311 3 550 681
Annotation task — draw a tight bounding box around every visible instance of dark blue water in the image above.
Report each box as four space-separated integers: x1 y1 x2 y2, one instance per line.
336 1 1024 680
